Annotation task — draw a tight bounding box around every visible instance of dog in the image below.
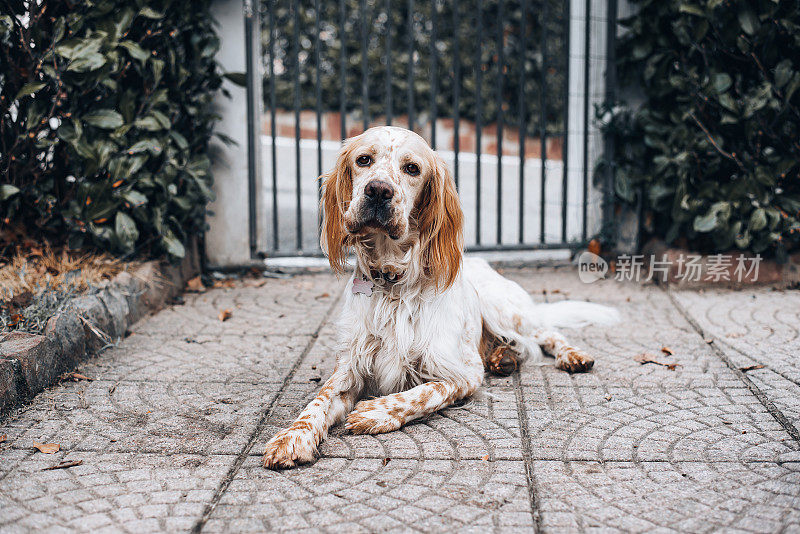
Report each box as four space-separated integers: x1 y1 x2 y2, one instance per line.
263 126 619 469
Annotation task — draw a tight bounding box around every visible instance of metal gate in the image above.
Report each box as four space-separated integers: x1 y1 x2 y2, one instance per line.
243 0 616 260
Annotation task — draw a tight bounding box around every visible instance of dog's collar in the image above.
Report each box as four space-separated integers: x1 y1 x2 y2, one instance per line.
351 269 403 296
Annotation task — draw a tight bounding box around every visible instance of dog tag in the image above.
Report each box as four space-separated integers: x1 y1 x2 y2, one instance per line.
352 278 374 296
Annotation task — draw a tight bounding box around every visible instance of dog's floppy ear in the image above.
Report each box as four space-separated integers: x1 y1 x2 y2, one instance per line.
417 154 464 290
320 141 356 273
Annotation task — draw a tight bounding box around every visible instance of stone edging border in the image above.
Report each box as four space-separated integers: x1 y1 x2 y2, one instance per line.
0 240 200 416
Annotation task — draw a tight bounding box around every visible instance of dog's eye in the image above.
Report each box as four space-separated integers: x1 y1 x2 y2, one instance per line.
404 163 420 176
356 155 372 167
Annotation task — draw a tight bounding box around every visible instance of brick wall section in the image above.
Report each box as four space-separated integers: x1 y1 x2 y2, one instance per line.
262 110 563 161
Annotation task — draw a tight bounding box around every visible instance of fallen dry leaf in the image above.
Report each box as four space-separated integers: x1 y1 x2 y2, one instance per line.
316 292 331 299
0 434 6 443
739 364 765 372
705 338 714 344
633 353 679 371
218 309 233 322
660 346 674 356
482 454 490 462
382 458 391 466
244 278 267 288
213 279 236 289
42 460 82 471
63 372 93 382
33 442 60 454
185 276 206 293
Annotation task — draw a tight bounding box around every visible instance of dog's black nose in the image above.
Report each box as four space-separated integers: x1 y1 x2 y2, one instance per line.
364 180 394 201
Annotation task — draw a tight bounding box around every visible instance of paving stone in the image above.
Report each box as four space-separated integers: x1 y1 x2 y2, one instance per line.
534 460 800 532
0 452 235 533
673 289 800 435
1 378 280 455
202 456 534 532
1 267 799 532
130 274 342 338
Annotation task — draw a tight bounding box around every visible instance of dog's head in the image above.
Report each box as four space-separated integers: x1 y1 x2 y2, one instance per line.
321 126 463 290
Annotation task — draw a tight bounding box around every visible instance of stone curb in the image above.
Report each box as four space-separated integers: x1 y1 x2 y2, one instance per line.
0 240 200 416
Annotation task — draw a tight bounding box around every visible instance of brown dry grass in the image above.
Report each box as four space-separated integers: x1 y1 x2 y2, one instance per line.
0 246 132 303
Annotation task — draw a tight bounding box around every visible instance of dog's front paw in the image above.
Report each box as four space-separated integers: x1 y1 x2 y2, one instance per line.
262 426 317 469
345 399 403 435
556 347 594 373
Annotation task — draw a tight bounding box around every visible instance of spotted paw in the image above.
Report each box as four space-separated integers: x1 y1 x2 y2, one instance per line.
556 347 594 373
262 427 317 469
345 400 403 435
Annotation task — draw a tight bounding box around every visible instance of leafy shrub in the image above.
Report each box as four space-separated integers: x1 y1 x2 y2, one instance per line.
604 0 800 256
0 0 224 260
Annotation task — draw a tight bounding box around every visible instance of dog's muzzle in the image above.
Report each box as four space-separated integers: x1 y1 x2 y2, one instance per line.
352 180 400 238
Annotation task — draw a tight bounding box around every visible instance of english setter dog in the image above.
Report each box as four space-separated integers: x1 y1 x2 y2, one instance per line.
263 126 619 469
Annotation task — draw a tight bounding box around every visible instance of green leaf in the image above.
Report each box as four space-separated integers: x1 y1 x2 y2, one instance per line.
15 82 46 100
737 6 759 35
134 116 164 131
678 4 704 17
138 7 164 19
127 139 163 155
775 60 793 88
123 190 148 207
115 212 139 248
118 40 149 63
0 184 20 200
161 234 186 258
223 72 247 87
84 110 125 129
711 72 731 94
750 208 767 231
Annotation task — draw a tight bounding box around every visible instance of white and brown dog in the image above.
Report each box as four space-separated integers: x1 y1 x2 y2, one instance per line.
263 126 619 469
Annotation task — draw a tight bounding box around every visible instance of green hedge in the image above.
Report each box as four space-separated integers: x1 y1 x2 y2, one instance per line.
604 0 800 256
0 0 224 260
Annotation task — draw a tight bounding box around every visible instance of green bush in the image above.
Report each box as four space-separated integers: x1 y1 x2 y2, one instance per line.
0 0 224 260
604 0 800 256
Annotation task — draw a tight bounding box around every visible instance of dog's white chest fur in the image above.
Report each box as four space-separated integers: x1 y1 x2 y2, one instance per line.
337 273 481 396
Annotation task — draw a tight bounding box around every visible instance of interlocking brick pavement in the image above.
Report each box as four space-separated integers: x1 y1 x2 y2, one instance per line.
1 267 799 532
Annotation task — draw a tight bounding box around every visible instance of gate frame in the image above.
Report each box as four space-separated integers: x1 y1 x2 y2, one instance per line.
205 0 619 269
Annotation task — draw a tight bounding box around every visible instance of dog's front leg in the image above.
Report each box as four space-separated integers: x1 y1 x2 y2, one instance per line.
532 329 594 373
345 371 482 435
263 368 359 469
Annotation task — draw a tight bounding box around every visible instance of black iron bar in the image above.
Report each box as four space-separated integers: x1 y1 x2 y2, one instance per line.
361 0 368 131
292 0 302 250
452 1 460 189
496 0 504 244
430 0 438 149
269 0 278 251
340 0 347 140
582 0 591 241
561 0 571 243
245 0 257 256
559 2 568 241
539 0 548 243
315 0 322 238
385 0 393 125
518 0 527 243
407 0 415 131
604 0 618 237
475 0 483 245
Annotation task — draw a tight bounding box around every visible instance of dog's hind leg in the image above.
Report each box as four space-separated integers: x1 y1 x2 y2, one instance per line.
529 329 594 373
